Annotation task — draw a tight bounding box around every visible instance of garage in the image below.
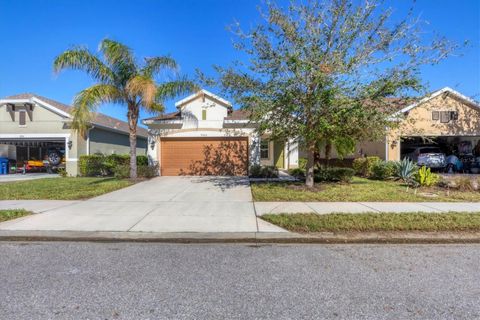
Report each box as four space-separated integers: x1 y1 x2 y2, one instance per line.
160 137 249 176
0 138 66 174
400 136 480 173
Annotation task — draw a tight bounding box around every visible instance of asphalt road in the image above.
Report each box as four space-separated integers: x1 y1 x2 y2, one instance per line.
0 242 479 320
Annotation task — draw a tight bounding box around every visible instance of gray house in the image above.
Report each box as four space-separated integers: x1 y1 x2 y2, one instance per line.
0 93 147 176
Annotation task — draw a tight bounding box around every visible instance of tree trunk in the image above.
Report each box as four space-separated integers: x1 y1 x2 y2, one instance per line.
127 103 139 179
325 141 332 168
305 140 316 188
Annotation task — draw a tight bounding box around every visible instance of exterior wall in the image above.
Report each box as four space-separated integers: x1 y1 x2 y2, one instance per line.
0 145 16 158
179 96 229 129
308 139 386 160
0 104 66 134
88 128 147 155
387 94 480 161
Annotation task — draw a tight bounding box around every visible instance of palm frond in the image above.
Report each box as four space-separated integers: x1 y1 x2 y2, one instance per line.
71 84 124 135
99 38 136 72
126 75 157 108
142 56 178 77
53 47 114 83
156 78 199 101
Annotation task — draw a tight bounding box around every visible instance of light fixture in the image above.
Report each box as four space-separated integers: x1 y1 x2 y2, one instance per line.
150 140 156 150
67 140 73 149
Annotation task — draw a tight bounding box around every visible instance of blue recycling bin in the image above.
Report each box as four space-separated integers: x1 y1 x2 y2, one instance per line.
0 157 8 175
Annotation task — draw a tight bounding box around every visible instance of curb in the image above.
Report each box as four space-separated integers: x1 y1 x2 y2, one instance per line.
0 231 479 244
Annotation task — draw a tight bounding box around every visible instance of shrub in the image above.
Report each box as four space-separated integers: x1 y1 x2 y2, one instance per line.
136 155 149 166
249 165 279 178
288 167 305 178
415 166 440 187
439 177 479 191
79 154 107 176
394 158 418 185
137 164 159 178
371 161 397 180
112 164 130 179
314 167 355 183
352 156 381 177
298 157 307 170
57 168 67 177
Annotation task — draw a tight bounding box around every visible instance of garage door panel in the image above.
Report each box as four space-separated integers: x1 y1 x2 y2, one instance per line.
161 138 248 176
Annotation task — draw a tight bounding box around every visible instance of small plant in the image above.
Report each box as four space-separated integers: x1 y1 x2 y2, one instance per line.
352 156 381 177
371 161 397 180
288 167 305 178
298 157 308 170
57 168 67 177
249 165 279 178
314 167 355 183
415 166 440 187
394 158 418 186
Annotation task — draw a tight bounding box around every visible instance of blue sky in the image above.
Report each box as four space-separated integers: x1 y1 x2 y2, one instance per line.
0 0 478 126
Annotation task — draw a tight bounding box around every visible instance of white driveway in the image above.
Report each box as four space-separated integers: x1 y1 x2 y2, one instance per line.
0 176 285 233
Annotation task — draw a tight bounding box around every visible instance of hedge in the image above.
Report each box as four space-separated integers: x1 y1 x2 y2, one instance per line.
79 154 153 177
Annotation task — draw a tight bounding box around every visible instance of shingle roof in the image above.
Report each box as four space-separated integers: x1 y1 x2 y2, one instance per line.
143 111 182 121
2 93 148 137
224 109 252 120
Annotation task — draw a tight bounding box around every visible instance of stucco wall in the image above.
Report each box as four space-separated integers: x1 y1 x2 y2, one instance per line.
179 96 229 129
387 93 480 161
0 104 67 134
89 128 147 155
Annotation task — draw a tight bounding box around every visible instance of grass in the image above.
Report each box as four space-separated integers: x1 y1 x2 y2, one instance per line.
0 209 31 222
251 177 480 202
0 177 134 200
262 212 480 233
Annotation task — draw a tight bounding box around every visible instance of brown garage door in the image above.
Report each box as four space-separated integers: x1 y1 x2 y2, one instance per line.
160 137 249 176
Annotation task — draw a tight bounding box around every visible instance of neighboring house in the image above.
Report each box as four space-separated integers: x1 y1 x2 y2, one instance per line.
0 94 148 176
315 87 480 162
143 89 298 176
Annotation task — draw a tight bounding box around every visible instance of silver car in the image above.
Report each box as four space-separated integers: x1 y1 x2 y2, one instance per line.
404 146 447 169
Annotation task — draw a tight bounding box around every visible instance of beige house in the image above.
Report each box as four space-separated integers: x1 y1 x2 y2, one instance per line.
316 87 480 162
143 89 298 176
0 94 148 176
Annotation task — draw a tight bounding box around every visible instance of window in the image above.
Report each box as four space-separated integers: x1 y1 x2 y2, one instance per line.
440 111 450 123
432 111 439 121
260 140 269 159
19 111 26 126
202 109 207 120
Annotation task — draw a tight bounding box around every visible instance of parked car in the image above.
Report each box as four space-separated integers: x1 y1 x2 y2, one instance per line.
403 146 446 169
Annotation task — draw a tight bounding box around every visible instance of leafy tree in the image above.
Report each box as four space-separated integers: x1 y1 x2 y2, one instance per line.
213 0 458 187
54 39 196 178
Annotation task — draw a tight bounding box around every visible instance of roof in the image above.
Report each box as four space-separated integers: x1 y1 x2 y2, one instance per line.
143 111 181 122
175 89 232 109
1 93 148 137
224 109 251 121
393 87 479 117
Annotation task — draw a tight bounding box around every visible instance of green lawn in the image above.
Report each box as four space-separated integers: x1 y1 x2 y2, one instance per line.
0 177 134 200
262 212 480 233
251 177 480 202
0 209 31 222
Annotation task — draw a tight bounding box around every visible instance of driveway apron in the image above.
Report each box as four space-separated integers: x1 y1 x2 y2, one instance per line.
0 176 261 233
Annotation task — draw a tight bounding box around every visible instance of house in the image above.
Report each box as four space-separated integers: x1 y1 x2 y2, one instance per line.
0 94 148 176
316 87 480 163
143 89 298 176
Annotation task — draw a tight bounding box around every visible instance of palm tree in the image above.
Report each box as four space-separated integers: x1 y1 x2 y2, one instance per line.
53 38 196 178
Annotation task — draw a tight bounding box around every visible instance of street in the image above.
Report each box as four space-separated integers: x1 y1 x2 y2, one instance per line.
0 242 479 320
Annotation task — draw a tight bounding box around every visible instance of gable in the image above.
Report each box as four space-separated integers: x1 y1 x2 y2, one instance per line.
179 94 229 122
397 93 480 136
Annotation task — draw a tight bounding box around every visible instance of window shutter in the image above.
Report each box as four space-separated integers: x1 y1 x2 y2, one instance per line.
432 111 439 120
450 111 458 120
19 111 26 126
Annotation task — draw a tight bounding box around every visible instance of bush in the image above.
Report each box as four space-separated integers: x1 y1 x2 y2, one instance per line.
314 167 355 183
439 177 479 191
79 154 152 178
249 165 279 178
352 156 381 177
137 164 159 178
288 167 305 178
415 166 440 187
394 158 418 185
371 161 397 180
298 157 307 170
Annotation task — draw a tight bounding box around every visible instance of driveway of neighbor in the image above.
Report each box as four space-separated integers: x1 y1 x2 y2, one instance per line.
0 176 285 233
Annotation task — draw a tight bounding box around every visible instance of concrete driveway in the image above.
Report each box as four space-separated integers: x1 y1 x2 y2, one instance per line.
0 176 284 233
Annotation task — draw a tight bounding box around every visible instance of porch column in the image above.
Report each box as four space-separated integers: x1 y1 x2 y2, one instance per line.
250 133 261 166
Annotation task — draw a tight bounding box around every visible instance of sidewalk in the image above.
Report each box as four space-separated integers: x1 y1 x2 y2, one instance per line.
254 202 480 215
